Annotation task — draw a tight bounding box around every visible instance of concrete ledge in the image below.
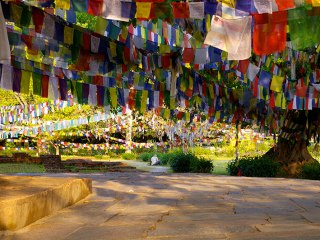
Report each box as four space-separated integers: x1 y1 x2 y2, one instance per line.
0 176 92 231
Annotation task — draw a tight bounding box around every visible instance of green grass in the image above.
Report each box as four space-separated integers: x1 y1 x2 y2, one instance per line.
0 163 45 174
212 160 229 175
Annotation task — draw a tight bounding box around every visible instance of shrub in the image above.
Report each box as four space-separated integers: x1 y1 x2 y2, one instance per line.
169 151 214 173
158 153 172 165
137 152 155 162
108 151 120 159
122 152 137 160
190 157 214 173
227 156 280 177
169 152 194 172
298 161 320 180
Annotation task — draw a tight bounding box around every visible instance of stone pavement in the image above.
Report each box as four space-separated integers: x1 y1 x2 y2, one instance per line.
1 173 320 239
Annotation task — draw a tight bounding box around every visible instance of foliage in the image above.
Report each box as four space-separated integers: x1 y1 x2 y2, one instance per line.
42 104 95 121
190 157 214 173
192 146 214 156
169 151 214 173
309 145 320 161
137 152 155 162
227 156 280 177
158 153 173 165
169 151 194 172
122 152 137 160
0 89 47 107
5 142 16 148
137 150 183 166
298 161 320 180
0 149 37 157
76 12 97 31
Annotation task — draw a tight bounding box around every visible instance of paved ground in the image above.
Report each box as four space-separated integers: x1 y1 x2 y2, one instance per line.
1 173 320 239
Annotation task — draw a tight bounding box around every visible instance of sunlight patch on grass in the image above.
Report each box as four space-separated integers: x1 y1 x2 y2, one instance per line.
0 163 45 174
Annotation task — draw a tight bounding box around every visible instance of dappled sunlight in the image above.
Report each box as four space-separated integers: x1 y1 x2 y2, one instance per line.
2 173 320 239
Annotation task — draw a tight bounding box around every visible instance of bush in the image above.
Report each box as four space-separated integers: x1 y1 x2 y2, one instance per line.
190 157 214 173
227 156 280 177
158 153 173 165
298 161 320 180
107 151 120 159
122 152 137 160
169 151 194 172
169 151 214 173
137 152 155 162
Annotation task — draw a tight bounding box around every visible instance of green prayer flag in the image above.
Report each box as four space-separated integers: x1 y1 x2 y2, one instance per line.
288 7 320 50
20 5 32 27
135 90 142 110
76 82 83 104
32 72 42 96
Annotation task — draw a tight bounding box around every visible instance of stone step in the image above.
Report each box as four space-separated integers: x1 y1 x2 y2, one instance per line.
0 176 92 231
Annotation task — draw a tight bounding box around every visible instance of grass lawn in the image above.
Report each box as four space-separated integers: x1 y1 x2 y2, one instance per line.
0 163 46 174
212 160 229 175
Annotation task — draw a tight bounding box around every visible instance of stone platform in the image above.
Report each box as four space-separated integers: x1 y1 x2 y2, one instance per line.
2 173 320 239
0 176 92 231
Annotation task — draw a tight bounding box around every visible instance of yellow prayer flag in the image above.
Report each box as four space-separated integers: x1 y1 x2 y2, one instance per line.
109 88 118 108
95 17 108 35
189 76 193 90
312 0 320 6
218 0 236 7
215 111 221 120
55 0 70 10
109 42 117 58
64 26 74 45
176 29 180 47
270 75 284 93
163 109 170 119
208 84 214 99
21 70 31 94
170 97 175 109
159 44 170 54
140 90 148 113
136 2 152 19
185 112 190 122
121 26 128 39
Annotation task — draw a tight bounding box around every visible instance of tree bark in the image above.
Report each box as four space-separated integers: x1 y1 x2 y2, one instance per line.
266 109 320 176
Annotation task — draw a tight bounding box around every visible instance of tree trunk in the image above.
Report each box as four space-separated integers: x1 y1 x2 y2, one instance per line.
266 109 320 176
275 138 315 176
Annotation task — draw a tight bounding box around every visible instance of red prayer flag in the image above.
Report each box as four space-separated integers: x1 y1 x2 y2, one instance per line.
182 48 195 63
41 75 49 98
253 11 287 55
32 7 44 33
171 2 190 19
274 0 294 11
88 0 103 15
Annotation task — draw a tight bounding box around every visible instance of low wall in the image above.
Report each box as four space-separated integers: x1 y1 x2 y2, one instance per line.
0 176 92 230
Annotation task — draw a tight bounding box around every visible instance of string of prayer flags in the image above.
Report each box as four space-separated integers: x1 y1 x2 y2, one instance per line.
0 3 11 64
